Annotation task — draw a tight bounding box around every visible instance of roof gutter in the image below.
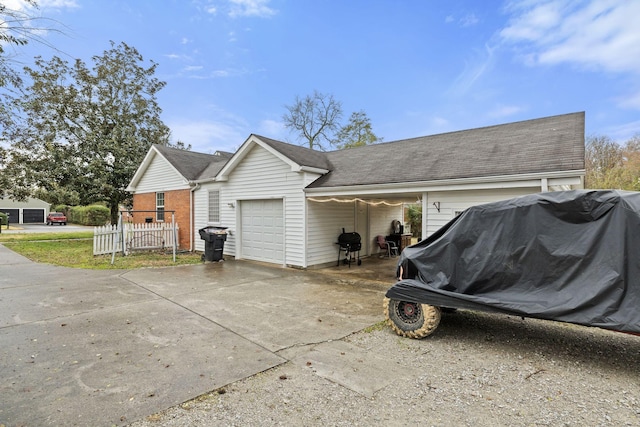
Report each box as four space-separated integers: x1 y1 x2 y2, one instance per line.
304 170 586 197
294 165 330 174
190 177 218 184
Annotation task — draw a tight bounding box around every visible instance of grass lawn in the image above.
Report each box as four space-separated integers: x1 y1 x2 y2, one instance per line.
0 232 203 269
0 230 95 242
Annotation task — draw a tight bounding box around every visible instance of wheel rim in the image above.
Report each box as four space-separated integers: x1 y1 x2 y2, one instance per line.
395 301 422 324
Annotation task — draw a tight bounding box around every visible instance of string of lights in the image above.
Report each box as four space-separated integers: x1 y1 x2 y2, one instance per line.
307 197 404 207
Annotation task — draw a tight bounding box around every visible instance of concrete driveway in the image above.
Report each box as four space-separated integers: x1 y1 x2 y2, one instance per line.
0 245 389 426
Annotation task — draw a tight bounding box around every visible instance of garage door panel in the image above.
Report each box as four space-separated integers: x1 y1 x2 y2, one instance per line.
23 209 45 223
241 200 284 264
0 209 19 224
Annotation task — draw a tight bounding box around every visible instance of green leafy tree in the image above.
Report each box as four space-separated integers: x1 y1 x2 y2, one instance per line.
283 90 343 151
0 0 36 198
406 204 422 239
333 110 383 149
34 185 80 206
6 41 170 223
618 136 640 191
585 135 640 190
585 135 621 188
1 0 69 200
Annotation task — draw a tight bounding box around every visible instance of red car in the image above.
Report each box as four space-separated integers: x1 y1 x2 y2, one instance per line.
46 212 67 225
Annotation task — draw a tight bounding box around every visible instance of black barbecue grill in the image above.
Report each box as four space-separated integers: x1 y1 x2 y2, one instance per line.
336 228 362 267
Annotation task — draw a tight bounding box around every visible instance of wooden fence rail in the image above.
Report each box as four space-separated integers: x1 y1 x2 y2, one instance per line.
93 223 179 255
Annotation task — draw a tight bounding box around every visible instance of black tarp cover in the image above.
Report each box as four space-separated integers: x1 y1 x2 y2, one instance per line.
386 190 640 334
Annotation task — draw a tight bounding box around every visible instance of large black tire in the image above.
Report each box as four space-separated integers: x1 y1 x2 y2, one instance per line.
383 297 441 339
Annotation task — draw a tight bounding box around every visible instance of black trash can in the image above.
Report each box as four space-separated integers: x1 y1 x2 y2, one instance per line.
199 226 228 262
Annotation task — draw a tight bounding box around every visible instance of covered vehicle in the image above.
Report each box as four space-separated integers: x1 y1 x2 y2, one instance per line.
384 190 640 338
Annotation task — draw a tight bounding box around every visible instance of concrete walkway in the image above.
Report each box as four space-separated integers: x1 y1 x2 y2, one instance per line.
0 245 391 426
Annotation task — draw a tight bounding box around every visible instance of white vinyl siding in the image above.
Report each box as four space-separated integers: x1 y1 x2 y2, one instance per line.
369 204 404 245
194 145 321 267
306 200 355 266
136 154 189 192
305 200 403 264
193 184 223 252
424 188 535 237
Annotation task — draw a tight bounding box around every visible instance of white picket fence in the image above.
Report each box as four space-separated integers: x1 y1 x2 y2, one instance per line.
93 222 179 256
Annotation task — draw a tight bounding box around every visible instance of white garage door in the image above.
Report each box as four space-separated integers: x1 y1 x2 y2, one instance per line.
240 199 284 264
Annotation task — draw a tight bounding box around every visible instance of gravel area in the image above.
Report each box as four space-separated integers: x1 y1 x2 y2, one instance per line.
129 310 640 427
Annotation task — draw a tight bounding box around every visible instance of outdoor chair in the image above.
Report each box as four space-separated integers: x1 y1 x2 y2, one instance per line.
376 235 399 257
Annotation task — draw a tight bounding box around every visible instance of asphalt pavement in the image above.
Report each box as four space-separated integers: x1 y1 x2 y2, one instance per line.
0 244 390 426
1 223 95 234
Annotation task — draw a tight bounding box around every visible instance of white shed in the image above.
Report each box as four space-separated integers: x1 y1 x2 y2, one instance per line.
0 197 50 224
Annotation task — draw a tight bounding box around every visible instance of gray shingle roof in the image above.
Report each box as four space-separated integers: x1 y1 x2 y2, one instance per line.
253 134 333 171
306 112 585 189
153 144 229 181
155 112 585 189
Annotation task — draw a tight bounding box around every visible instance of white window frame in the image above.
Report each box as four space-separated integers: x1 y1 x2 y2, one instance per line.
208 190 220 223
156 192 165 222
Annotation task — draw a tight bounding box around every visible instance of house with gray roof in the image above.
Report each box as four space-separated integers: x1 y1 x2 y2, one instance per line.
126 144 232 250
129 112 585 267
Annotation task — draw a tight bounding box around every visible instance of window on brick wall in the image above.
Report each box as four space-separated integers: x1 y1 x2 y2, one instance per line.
156 192 165 221
208 190 220 223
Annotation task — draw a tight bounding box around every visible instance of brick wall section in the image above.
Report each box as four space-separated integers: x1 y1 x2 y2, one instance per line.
132 189 192 250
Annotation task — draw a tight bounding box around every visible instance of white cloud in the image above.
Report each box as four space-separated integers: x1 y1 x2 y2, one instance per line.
430 116 450 129
183 65 204 72
460 13 479 27
617 90 640 110
501 0 640 74
40 0 79 7
487 104 527 118
168 119 246 154
600 118 640 142
167 104 251 153
257 119 285 139
0 0 77 49
444 12 480 27
4 0 78 9
228 0 276 18
449 44 496 96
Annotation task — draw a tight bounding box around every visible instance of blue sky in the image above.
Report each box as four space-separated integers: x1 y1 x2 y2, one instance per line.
6 0 640 154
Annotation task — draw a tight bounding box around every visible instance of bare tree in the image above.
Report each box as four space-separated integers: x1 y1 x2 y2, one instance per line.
585 134 640 190
585 135 622 188
282 90 342 151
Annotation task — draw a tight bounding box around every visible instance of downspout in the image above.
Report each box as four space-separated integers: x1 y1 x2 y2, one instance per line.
541 178 549 192
189 182 201 251
421 192 428 241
